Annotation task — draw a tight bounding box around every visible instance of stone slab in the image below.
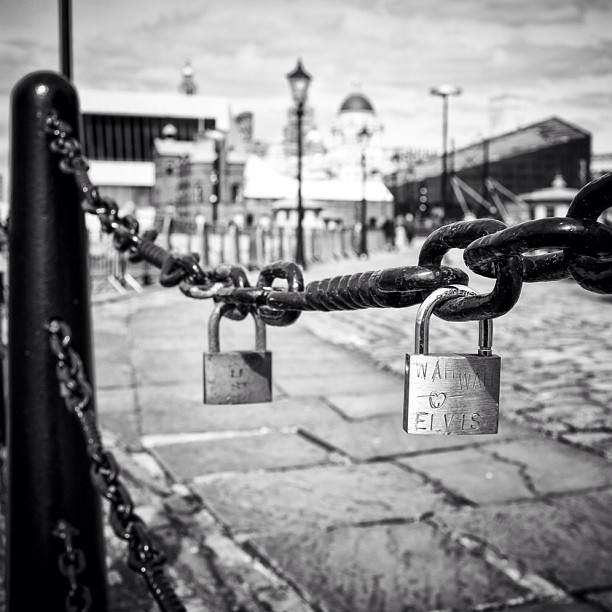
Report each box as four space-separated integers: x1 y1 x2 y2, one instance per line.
96 387 141 447
303 413 539 460
510 603 598 611
323 389 403 420
193 463 450 535
93 330 133 389
439 489 612 591
132 346 200 385
151 432 331 479
399 447 539 504
585 590 612 611
248 521 527 612
275 370 401 397
139 387 344 435
480 437 612 494
562 431 612 461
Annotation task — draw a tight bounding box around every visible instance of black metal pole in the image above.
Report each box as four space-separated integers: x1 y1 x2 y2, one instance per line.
8 71 107 610
212 139 220 225
296 102 305 268
441 94 449 222
482 138 490 201
359 147 368 257
59 0 73 80
0 269 5 447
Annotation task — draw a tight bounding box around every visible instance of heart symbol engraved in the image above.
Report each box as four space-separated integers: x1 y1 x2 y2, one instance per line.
428 392 447 409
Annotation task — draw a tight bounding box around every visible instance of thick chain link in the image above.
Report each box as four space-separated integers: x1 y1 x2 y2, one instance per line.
44 110 612 323
48 319 187 612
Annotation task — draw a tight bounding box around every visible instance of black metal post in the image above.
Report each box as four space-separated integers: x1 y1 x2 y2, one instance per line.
8 71 107 610
359 147 368 258
441 95 449 222
59 0 73 80
296 102 305 268
211 139 220 225
482 138 490 201
0 269 5 447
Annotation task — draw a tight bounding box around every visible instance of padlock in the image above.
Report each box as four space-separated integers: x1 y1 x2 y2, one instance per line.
404 285 500 435
203 302 272 404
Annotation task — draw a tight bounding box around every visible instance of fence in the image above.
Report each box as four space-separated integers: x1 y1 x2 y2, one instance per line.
90 218 389 292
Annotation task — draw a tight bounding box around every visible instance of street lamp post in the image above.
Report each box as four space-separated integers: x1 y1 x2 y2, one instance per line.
358 126 371 258
430 84 461 221
286 58 312 268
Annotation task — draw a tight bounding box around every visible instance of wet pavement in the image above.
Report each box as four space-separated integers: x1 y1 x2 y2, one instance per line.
2 238 612 611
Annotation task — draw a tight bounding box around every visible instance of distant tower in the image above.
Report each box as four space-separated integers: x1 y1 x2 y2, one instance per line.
179 60 197 95
235 112 254 143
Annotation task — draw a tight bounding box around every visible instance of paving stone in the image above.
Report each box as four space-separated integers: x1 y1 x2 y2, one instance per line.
509 603 598 611
96 387 141 447
585 590 612 610
523 403 612 431
272 351 376 378
563 432 612 461
139 386 344 435
323 389 403 419
303 413 538 460
150 432 331 479
248 521 527 612
398 446 539 503
479 437 612 494
275 370 401 397
439 489 612 591
192 463 450 535
132 346 200 385
93 332 134 389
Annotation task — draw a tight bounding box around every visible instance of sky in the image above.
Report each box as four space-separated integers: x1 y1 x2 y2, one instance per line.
1 0 612 194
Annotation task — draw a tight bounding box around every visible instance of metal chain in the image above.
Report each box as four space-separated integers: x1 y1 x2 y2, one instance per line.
44 110 216 290
53 520 93 612
47 318 187 612
44 109 612 323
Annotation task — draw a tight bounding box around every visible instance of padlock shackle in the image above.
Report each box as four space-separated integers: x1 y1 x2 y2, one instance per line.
415 285 493 356
208 302 267 353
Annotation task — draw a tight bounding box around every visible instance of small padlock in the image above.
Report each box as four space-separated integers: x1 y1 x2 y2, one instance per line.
404 285 500 435
203 303 272 404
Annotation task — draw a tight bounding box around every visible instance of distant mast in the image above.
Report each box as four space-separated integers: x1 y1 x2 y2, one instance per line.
180 60 197 95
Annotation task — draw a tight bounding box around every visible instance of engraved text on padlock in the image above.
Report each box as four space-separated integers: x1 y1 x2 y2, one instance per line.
203 303 272 404
404 286 500 435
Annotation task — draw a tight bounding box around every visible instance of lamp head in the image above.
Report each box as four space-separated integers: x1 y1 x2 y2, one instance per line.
287 58 312 106
430 84 462 97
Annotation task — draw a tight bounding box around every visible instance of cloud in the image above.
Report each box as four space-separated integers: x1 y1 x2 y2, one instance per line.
1 0 612 182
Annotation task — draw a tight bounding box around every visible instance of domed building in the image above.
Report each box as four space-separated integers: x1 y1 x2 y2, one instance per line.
247 88 393 229
329 91 385 183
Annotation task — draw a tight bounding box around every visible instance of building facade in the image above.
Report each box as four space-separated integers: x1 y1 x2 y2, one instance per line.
153 123 248 224
250 90 393 228
389 116 591 224
78 63 230 212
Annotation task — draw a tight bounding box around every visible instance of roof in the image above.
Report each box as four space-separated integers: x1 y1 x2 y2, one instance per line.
339 93 375 113
412 117 590 181
154 132 247 164
518 174 578 203
78 88 230 130
88 161 155 187
243 154 392 202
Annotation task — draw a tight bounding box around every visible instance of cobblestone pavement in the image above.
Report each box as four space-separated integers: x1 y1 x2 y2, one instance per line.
3 239 610 611
299 239 612 460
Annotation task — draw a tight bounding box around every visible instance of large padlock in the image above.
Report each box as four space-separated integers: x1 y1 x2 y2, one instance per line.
203 303 272 404
404 285 500 435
